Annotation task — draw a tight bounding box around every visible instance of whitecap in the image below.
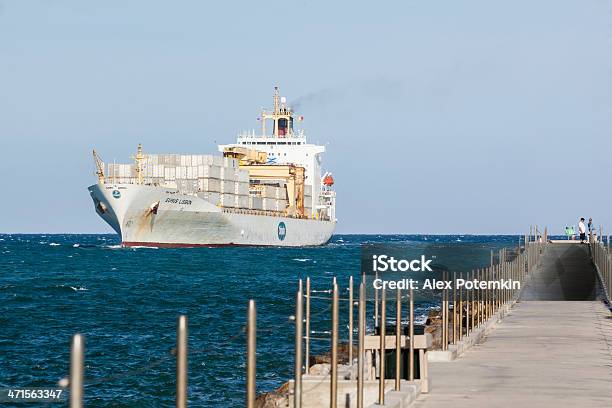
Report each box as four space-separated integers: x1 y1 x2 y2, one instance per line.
69 286 88 292
293 258 311 262
72 244 80 248
106 245 122 249
49 243 60 246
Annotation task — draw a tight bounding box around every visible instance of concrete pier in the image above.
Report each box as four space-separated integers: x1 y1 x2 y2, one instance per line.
521 243 599 300
413 243 612 408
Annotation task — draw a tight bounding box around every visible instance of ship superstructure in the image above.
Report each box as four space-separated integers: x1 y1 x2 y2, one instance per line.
88 87 336 247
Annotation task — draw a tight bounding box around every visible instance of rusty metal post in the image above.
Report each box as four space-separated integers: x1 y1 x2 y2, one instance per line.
176 315 188 408
349 275 354 365
378 287 386 405
330 282 339 408
395 287 401 391
294 287 303 408
357 282 365 408
70 334 84 408
247 300 256 408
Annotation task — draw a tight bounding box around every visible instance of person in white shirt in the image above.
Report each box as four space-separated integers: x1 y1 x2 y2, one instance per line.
578 218 586 243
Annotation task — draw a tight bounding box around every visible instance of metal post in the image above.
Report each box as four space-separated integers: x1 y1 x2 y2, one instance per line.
471 270 475 330
70 334 84 408
330 282 339 408
247 300 256 408
443 271 449 349
176 315 188 408
452 271 457 344
349 276 354 365
305 277 311 373
459 272 463 340
294 288 303 408
409 286 414 381
378 287 386 405
357 282 365 408
395 287 401 391
374 271 379 327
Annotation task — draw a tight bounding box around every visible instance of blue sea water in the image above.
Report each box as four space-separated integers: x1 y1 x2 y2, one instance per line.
0 234 521 407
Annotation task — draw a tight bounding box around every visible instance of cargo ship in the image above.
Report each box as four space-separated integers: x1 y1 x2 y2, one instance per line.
88 87 337 247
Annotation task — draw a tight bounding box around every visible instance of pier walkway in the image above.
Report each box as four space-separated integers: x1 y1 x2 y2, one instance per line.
413 243 612 408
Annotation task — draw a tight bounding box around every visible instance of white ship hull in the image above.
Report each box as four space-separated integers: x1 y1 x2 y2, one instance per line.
88 183 335 247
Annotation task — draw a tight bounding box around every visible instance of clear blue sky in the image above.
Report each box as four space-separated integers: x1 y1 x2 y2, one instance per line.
1 0 611 234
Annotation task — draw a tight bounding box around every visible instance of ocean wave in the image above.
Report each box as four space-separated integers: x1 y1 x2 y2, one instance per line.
56 285 88 292
106 245 122 249
293 258 311 262
49 243 60 246
73 244 80 248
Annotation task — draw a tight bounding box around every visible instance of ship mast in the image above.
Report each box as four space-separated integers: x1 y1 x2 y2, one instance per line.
132 143 146 185
260 86 294 138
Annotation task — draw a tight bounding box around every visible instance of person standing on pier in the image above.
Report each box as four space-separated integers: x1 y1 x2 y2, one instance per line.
579 218 587 243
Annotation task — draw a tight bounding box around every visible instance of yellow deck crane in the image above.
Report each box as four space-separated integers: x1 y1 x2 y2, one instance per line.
223 147 306 218
92 149 105 184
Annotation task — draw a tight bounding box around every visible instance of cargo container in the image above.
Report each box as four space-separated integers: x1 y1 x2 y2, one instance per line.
198 178 222 193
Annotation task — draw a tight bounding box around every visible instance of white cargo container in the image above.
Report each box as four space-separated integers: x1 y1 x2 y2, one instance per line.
235 195 249 209
235 182 249 196
146 155 159 166
220 193 237 208
304 196 313 208
198 165 222 179
198 178 221 192
275 200 288 212
212 156 223 167
164 167 176 180
236 169 249 183
176 179 198 194
176 166 188 179
223 157 238 168
260 185 281 199
249 196 264 210
220 167 237 181
221 180 237 193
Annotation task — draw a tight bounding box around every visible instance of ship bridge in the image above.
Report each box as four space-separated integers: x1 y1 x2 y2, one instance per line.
218 86 333 220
